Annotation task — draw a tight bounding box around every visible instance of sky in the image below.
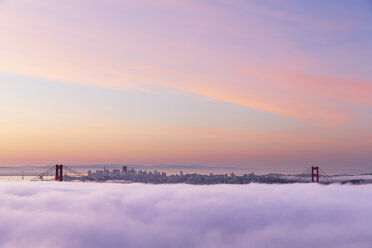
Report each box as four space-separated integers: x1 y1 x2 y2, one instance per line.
1 182 372 248
0 0 371 173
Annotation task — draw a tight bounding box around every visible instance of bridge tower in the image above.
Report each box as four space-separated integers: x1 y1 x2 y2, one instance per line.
311 166 319 183
55 164 63 182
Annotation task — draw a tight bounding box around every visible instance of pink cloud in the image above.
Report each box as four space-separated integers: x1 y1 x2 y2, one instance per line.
0 0 370 127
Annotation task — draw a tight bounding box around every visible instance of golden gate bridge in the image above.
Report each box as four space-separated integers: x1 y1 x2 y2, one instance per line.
30 164 334 183
294 166 334 183
31 164 93 182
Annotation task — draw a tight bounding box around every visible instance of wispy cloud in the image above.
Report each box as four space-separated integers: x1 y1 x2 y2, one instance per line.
0 182 371 248
0 0 370 125
0 0 371 168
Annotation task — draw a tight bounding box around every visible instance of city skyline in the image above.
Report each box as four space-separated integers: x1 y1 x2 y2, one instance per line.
1 0 372 173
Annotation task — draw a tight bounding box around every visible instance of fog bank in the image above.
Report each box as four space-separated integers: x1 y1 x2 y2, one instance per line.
0 182 371 248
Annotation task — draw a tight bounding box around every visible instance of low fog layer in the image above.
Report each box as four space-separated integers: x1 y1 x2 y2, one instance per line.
0 182 371 248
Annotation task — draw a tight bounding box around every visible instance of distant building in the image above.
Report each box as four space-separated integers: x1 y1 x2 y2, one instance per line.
84 166 265 185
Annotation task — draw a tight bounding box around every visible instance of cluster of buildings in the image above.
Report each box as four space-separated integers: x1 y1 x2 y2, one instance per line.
86 166 288 184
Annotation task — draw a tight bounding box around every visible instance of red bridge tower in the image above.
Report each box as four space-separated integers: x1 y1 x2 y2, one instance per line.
55 164 63 182
311 166 319 183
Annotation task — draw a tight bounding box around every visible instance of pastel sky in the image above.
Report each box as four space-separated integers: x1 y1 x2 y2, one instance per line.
0 0 371 173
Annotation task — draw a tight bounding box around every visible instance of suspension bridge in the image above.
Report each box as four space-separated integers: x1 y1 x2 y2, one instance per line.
31 164 93 182
293 166 334 184
29 164 334 183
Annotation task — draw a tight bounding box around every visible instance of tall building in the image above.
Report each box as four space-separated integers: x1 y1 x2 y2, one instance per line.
122 166 128 175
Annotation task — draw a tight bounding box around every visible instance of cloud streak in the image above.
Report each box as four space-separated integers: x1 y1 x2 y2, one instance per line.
0 0 371 125
0 182 371 248
0 0 371 168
